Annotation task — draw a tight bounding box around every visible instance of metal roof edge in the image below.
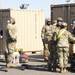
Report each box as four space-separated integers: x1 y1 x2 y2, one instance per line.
51 3 75 7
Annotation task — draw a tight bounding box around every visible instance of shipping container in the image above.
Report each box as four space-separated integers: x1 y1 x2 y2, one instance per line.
0 9 45 54
51 3 75 32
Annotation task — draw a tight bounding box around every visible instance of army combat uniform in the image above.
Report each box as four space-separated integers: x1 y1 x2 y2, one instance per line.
41 19 53 61
47 17 63 71
5 19 17 66
47 24 60 71
55 22 75 73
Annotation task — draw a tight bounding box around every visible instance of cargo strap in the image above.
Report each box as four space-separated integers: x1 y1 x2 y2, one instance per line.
57 30 65 39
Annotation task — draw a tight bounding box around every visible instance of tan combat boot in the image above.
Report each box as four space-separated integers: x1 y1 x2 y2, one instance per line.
44 57 48 61
56 68 60 72
63 68 67 73
7 62 15 67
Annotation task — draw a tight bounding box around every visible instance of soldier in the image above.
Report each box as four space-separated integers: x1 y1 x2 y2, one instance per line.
41 18 52 61
47 17 63 71
71 22 75 36
5 17 17 67
55 22 75 73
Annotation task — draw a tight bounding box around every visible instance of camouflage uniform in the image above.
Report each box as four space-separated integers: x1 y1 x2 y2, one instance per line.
47 17 63 71
56 22 75 73
52 26 60 69
41 19 53 61
5 18 17 65
48 24 60 70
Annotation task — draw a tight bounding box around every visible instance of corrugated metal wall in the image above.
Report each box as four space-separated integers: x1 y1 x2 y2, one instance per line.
51 3 75 32
0 9 10 54
0 9 45 53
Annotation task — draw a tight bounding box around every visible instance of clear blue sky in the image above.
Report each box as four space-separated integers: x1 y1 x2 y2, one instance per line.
1 0 75 18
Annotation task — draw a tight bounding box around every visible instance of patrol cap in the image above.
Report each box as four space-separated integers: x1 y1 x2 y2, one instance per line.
47 18 51 21
62 22 67 27
57 17 63 21
10 17 15 24
10 17 15 21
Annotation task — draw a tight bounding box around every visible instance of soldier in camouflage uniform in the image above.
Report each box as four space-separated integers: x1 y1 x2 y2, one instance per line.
47 17 63 71
41 19 52 61
5 17 17 67
55 22 75 73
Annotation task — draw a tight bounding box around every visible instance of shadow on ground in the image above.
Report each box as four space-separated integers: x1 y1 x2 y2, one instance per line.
28 54 44 62
0 54 75 73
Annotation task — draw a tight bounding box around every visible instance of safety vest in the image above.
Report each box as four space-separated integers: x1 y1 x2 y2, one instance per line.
57 29 65 39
